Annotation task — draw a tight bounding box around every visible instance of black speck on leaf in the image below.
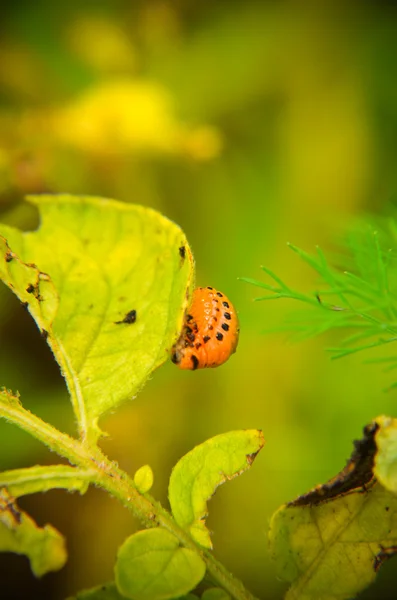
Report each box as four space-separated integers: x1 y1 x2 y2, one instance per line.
115 309 137 325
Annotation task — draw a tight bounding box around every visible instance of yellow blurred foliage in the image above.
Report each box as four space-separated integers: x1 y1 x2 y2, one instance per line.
51 79 222 160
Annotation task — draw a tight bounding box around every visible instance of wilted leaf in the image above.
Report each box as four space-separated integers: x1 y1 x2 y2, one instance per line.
0 195 194 441
374 415 397 494
0 488 66 576
269 420 397 600
115 528 206 600
168 430 264 549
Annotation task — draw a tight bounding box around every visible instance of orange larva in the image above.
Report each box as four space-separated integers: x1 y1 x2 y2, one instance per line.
171 286 239 370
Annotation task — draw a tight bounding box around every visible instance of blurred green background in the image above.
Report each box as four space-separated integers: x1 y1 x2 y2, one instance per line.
1 1 397 598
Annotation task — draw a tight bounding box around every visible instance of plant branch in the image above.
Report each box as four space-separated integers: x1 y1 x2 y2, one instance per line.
0 396 259 600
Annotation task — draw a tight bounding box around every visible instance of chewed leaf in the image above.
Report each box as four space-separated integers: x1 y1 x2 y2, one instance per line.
374 415 397 494
0 488 66 577
269 420 397 600
0 236 58 330
67 582 125 600
114 528 206 600
0 195 194 441
168 430 264 549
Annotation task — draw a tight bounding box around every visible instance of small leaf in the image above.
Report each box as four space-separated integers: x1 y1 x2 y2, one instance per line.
67 582 124 600
0 465 93 497
0 488 67 576
0 195 194 441
374 415 397 493
134 465 154 494
269 420 397 600
168 430 264 549
114 528 206 600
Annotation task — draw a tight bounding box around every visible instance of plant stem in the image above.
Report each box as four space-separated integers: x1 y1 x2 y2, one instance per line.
0 400 259 600
95 456 259 600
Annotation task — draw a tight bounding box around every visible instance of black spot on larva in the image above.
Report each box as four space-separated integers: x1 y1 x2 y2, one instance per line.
216 332 223 341
115 309 137 325
216 292 223 297
216 307 220 311
5 252 13 263
186 314 193 322
203 335 210 343
26 284 35 294
21 301 29 310
224 312 231 320
41 329 49 340
213 316 218 322
207 286 213 290
191 354 199 370
171 352 179 364
222 323 229 331
208 325 214 330
186 327 195 342
195 343 202 349
179 246 186 259
222 301 229 308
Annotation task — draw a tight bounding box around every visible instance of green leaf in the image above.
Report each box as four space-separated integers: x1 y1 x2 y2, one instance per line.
0 195 194 442
269 420 397 600
0 465 93 497
374 415 397 494
0 488 67 577
134 465 154 494
67 582 125 600
168 430 264 549
114 528 206 600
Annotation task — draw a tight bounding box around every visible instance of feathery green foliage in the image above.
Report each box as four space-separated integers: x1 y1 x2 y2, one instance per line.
242 213 397 377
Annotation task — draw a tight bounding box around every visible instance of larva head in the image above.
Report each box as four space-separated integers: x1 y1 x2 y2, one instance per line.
171 286 239 370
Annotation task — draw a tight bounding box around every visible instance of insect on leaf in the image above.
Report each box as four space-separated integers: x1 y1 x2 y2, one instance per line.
0 195 194 443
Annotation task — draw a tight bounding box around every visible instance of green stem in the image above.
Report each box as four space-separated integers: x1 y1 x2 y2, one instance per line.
0 398 90 464
0 400 259 600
